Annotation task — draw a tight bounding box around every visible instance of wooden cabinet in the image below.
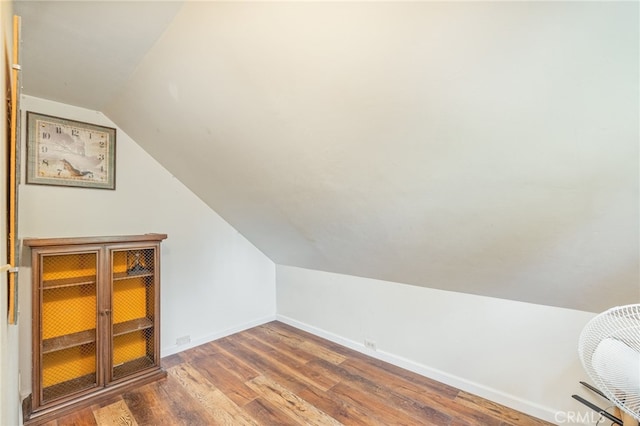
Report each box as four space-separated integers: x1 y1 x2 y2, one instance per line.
23 234 167 424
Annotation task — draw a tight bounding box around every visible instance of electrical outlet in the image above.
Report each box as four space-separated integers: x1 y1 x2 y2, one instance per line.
364 339 377 351
176 335 191 346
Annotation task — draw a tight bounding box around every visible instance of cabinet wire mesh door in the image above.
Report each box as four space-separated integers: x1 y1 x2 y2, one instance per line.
25 234 166 424
39 251 99 404
111 248 157 380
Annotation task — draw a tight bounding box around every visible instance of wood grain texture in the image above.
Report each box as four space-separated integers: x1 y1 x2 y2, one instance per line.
7 14 20 325
92 400 137 426
40 321 554 426
23 234 167 247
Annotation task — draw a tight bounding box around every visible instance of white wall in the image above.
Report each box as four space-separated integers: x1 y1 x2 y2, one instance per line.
277 265 599 425
17 96 276 400
1 4 20 426
105 1 639 314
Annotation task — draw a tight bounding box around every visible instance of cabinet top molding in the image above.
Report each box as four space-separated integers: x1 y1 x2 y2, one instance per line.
23 233 168 247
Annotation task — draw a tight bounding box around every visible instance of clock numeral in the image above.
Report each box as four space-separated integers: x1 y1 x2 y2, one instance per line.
41 146 48 153
41 132 51 140
99 141 105 148
97 154 105 161
55 127 62 134
71 129 80 137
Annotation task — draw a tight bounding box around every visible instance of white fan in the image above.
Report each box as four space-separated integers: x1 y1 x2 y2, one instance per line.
578 304 640 425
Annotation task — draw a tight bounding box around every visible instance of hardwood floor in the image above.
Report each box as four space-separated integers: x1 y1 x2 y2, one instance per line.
40 321 554 426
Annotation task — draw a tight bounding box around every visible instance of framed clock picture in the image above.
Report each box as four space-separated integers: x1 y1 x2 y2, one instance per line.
26 112 116 189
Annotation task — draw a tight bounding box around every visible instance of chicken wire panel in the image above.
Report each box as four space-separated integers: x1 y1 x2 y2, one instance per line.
42 252 97 283
42 285 96 339
112 248 155 275
112 330 155 380
111 248 156 379
40 252 98 402
42 344 97 403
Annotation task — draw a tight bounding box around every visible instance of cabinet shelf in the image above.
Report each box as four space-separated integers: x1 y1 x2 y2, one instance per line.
42 276 96 290
42 374 96 402
113 318 153 337
113 356 154 379
43 329 96 354
112 271 153 281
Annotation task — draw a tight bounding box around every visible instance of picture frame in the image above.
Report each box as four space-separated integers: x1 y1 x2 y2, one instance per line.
26 112 116 190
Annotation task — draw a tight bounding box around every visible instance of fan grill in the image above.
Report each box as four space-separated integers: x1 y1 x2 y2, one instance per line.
578 304 640 421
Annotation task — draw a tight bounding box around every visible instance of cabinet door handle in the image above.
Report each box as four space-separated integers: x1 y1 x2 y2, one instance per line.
101 310 112 316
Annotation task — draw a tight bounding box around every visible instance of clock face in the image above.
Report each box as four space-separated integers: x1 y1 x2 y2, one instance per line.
27 113 116 189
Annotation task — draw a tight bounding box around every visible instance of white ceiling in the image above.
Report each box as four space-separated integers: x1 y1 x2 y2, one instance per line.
15 1 639 313
14 0 183 110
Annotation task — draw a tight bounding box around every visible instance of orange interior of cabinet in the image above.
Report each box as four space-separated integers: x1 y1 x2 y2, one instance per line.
112 251 128 274
42 253 97 281
42 345 96 387
113 331 150 365
39 250 155 386
41 254 97 339
112 250 153 363
42 286 96 339
112 278 147 323
41 253 97 386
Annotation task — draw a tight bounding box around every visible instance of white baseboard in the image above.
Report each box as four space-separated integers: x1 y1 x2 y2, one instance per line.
161 314 277 357
276 314 559 424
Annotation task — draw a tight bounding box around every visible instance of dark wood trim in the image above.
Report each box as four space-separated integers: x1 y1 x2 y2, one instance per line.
23 234 167 247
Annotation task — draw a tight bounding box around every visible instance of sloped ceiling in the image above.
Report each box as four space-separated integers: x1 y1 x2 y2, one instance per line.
15 1 639 312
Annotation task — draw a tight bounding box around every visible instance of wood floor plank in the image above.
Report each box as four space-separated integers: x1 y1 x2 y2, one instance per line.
242 397 299 425
340 357 502 426
314 358 453 425
216 334 310 394
189 353 259 407
329 380 440 426
150 373 219 425
159 353 183 369
343 351 460 400
50 406 97 426
243 326 318 364
246 375 343 426
92 400 137 426
120 387 163 426
249 323 347 365
232 332 339 391
168 364 259 426
178 341 223 363
123 381 179 426
455 391 552 426
207 340 262 383
262 322 349 364
296 382 389 426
